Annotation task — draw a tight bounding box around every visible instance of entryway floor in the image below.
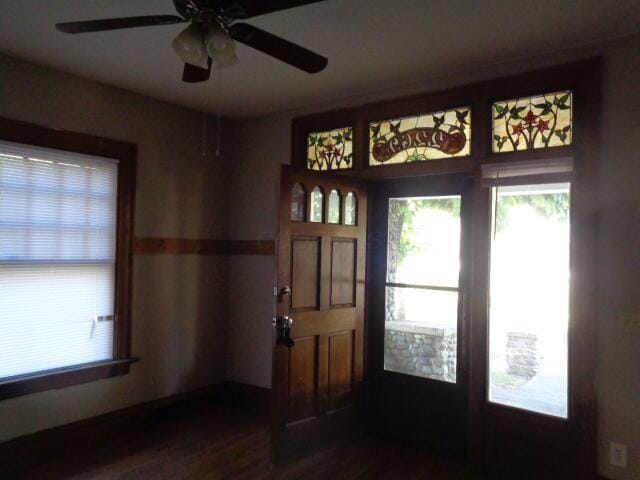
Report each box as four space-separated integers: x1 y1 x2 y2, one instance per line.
7 403 485 480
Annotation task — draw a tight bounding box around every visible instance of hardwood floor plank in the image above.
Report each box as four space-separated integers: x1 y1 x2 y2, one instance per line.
6 404 483 480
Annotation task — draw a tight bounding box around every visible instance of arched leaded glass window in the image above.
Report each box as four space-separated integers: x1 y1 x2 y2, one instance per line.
291 183 306 221
328 189 341 224
344 192 357 225
310 186 324 223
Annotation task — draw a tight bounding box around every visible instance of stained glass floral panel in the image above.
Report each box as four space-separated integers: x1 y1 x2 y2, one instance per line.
369 107 471 167
306 127 353 171
492 91 572 153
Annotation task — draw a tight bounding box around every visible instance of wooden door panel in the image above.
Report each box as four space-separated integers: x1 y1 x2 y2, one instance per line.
290 310 357 338
274 166 367 462
287 336 317 423
486 421 574 480
328 331 354 410
330 239 356 307
291 237 320 310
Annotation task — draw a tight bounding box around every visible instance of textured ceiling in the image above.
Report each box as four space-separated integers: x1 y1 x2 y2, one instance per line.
0 0 639 117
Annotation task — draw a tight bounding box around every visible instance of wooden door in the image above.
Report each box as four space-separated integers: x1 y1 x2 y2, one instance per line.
367 174 471 459
272 165 367 462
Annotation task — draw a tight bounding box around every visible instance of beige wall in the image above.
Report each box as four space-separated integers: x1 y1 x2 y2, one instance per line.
226 35 640 480
0 53 231 442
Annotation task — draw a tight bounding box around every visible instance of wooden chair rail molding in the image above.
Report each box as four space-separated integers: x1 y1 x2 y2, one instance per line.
133 237 275 255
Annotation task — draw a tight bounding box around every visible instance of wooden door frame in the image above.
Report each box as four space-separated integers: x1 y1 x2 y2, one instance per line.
290 59 601 477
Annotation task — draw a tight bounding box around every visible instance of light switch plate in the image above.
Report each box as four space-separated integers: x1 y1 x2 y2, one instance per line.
610 441 628 468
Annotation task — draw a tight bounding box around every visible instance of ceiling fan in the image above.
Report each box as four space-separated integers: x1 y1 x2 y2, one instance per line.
55 0 328 83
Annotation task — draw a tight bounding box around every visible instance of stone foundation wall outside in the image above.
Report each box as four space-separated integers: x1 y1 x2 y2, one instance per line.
505 331 541 380
384 322 456 382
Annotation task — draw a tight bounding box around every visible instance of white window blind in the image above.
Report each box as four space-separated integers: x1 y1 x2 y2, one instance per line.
481 157 573 187
0 140 118 379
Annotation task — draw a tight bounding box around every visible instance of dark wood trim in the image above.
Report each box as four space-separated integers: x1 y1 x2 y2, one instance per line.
0 116 135 160
219 381 271 416
292 59 601 478
0 359 138 401
569 57 602 480
0 116 137 398
0 381 269 475
466 59 602 479
225 239 276 255
292 59 598 180
133 237 275 255
114 136 136 360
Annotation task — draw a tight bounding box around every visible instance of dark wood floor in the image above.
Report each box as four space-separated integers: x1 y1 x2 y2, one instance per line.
7 403 485 480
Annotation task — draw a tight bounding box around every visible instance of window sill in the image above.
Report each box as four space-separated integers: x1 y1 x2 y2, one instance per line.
0 358 139 401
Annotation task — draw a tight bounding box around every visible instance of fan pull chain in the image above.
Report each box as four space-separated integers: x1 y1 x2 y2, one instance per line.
202 74 209 157
216 65 222 157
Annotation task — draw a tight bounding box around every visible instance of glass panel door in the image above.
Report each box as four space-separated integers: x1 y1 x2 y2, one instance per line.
384 195 462 383
488 182 570 418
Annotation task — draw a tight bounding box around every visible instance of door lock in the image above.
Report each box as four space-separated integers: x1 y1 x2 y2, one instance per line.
273 315 295 348
276 285 291 302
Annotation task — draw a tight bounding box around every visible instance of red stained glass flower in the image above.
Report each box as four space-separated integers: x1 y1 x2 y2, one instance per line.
537 119 550 132
511 123 525 135
523 110 538 126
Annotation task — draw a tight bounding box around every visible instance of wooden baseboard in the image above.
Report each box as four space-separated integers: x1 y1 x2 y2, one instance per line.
219 381 271 416
0 381 271 474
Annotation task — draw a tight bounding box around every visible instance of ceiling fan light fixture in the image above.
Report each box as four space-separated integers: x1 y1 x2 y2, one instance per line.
205 26 237 68
172 23 208 68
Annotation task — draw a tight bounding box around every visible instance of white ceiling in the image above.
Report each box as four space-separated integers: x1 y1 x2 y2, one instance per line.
1 0 639 118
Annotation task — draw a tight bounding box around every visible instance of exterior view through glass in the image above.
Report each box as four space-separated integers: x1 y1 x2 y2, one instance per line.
488 183 570 418
384 196 461 383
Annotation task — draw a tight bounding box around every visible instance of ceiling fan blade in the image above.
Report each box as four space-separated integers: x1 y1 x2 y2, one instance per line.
56 15 185 34
182 58 213 83
229 23 327 74
219 0 325 20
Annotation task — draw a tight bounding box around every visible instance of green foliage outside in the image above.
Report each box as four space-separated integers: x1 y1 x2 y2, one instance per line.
494 192 569 232
391 192 569 264
390 198 460 261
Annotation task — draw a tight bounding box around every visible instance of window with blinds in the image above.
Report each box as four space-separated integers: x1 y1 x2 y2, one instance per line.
0 140 118 379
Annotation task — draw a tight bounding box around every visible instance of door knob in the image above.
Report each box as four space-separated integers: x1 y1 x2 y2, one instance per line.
273 315 295 348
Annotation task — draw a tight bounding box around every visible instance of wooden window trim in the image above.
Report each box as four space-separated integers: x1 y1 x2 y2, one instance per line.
0 117 137 401
291 60 594 177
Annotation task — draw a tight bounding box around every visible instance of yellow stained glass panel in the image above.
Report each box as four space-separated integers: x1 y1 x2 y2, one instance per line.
492 91 572 153
306 127 353 171
369 108 471 167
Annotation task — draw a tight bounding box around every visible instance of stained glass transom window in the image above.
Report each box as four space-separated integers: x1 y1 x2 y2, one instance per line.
369 107 471 167
492 91 572 153
306 127 353 171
